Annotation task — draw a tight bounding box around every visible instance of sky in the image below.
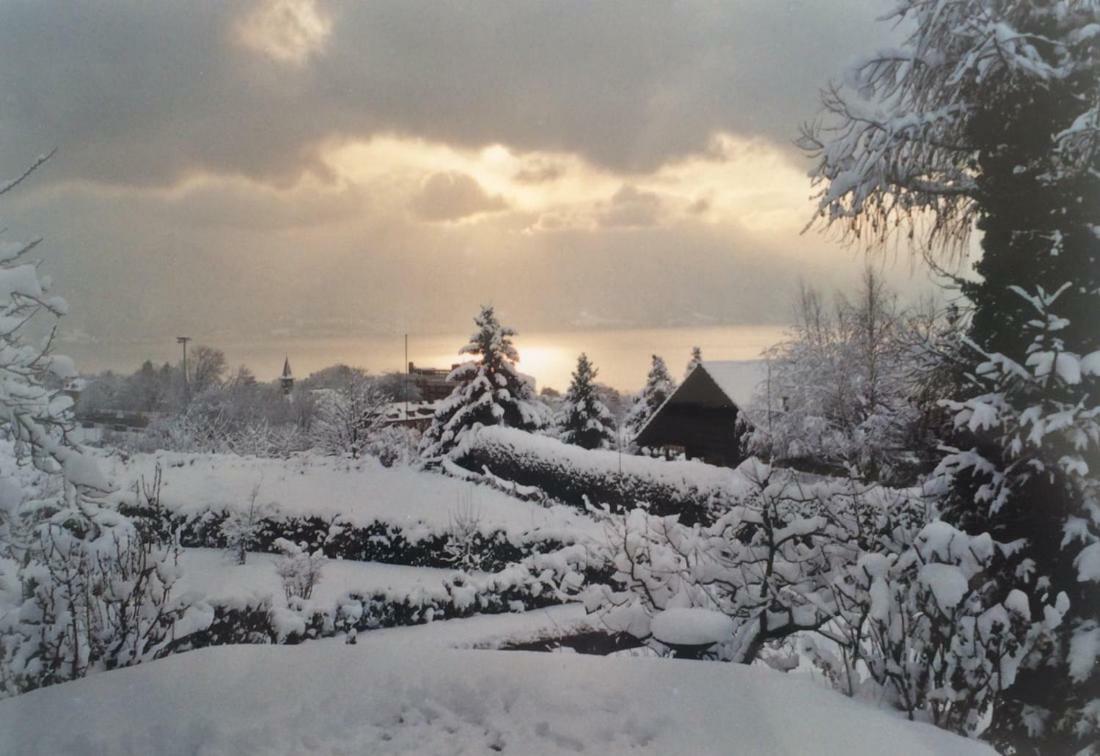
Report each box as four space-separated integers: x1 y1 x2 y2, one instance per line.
0 0 944 354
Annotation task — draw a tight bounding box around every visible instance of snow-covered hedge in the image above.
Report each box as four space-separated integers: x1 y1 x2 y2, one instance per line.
119 502 571 573
170 545 606 652
455 426 749 523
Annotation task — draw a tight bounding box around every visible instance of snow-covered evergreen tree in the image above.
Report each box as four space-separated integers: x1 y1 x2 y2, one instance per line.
804 2 1099 749
624 354 676 446
419 306 547 460
685 346 702 377
555 353 616 450
0 154 198 697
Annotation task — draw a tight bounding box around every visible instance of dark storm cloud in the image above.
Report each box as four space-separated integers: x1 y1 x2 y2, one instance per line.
0 0 891 186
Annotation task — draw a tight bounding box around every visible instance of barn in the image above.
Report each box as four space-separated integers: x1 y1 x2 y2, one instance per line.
633 361 755 468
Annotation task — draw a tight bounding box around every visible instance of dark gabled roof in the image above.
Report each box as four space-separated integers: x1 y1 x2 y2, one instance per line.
634 361 748 446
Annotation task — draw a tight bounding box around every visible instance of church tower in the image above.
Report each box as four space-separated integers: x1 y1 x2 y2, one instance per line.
280 355 294 396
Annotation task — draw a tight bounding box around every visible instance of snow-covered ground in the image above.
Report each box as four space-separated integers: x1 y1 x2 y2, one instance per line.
0 608 992 755
102 451 602 542
177 548 471 608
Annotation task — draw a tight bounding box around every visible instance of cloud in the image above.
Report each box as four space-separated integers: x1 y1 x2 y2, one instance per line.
598 185 663 228
513 159 565 185
0 1 894 187
409 171 507 222
237 0 332 65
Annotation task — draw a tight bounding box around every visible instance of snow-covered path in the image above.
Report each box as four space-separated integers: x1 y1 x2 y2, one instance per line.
0 609 992 755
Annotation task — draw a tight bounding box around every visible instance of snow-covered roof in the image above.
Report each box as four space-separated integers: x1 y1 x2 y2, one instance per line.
633 360 763 445
696 360 765 407
383 400 443 423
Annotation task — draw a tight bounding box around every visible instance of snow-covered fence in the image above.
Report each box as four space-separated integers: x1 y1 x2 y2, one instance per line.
454 426 747 523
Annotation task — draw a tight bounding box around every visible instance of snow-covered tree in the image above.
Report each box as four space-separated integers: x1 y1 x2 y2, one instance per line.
419 306 547 460
0 154 199 697
803 2 1099 749
747 271 949 482
556 353 616 450
220 482 275 565
311 378 387 459
685 346 703 377
624 354 676 446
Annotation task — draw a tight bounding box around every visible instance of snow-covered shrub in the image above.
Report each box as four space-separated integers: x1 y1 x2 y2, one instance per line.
585 460 920 663
273 539 325 602
420 306 548 461
220 482 276 565
813 522 1047 735
442 491 483 570
0 154 206 697
365 424 419 468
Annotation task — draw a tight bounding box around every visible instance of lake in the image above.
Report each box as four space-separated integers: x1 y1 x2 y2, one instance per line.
63 324 787 399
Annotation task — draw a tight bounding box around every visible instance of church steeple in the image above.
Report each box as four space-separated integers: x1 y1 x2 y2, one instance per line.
280 355 294 396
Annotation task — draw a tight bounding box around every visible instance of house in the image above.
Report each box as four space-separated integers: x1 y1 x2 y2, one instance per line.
382 400 443 431
633 361 754 468
408 362 457 401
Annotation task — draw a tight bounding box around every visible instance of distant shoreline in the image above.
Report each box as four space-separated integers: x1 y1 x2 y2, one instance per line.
61 324 783 396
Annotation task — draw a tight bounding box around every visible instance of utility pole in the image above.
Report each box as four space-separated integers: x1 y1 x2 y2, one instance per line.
177 336 191 405
404 333 409 423
766 354 772 436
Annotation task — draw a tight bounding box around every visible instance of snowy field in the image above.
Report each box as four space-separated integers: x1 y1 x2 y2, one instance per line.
0 609 992 756
102 451 603 541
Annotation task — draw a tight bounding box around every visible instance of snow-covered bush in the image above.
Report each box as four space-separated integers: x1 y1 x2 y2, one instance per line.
364 424 420 468
273 539 326 603
585 461 924 663
809 521 1048 736
442 490 484 571
220 482 277 565
420 305 548 460
0 154 204 697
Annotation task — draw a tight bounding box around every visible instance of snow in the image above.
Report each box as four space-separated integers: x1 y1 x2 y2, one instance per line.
176 548 468 608
0 610 994 756
102 451 602 541
1075 542 1100 582
651 608 734 646
918 563 969 610
697 359 766 406
469 425 758 500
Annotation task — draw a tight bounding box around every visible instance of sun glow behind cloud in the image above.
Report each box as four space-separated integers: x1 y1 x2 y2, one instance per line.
237 0 332 65
319 132 813 234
